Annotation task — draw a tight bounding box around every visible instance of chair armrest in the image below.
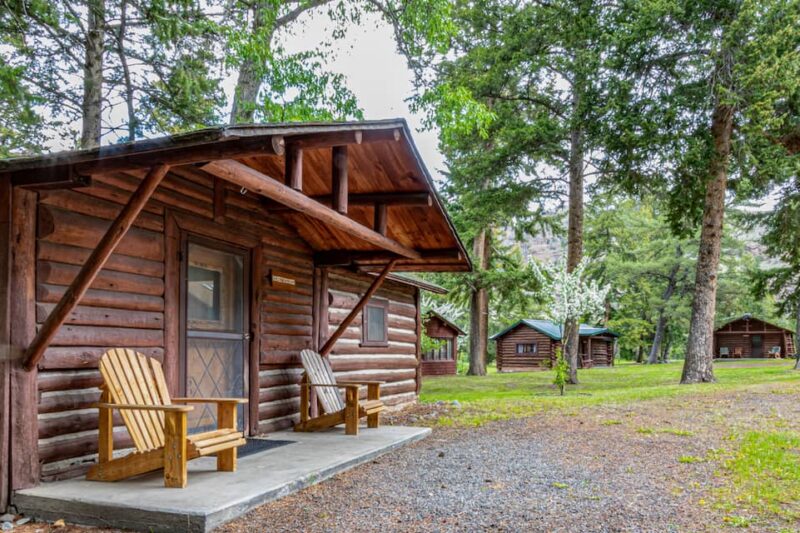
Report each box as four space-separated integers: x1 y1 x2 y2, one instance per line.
306 383 359 390
172 397 248 404
94 402 193 412
338 381 385 386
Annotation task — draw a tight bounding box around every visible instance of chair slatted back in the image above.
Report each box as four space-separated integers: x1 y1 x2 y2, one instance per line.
300 349 345 413
99 348 172 452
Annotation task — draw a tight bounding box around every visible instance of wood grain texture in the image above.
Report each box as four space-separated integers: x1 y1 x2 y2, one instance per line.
0 179 10 510
10 188 39 489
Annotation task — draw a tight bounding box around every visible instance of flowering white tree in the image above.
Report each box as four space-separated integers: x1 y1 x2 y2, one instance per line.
533 259 610 383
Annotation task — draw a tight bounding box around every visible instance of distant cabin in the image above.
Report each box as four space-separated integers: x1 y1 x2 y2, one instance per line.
421 311 465 376
490 319 619 372
714 314 795 358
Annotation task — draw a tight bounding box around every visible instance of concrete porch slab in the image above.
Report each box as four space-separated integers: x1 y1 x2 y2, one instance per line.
15 425 430 532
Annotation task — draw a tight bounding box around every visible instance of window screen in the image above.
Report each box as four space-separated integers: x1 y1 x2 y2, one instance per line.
362 299 388 345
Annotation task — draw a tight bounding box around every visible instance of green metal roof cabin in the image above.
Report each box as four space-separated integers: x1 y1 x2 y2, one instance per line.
490 319 619 372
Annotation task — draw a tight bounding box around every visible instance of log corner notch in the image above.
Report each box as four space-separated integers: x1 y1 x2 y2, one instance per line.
21 163 170 371
319 260 397 357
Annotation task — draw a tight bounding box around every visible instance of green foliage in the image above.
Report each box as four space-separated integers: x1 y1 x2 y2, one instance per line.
585 196 782 360
552 347 569 395
601 0 800 234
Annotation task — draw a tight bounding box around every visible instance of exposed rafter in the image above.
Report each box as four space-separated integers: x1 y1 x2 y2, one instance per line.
201 159 421 260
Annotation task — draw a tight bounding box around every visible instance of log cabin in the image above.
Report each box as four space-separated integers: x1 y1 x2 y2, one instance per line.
0 120 470 508
713 314 795 359
491 319 619 372
421 310 465 377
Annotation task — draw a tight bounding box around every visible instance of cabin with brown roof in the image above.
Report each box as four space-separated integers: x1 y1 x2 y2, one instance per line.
713 314 795 359
0 120 470 508
421 311 465 377
491 320 619 372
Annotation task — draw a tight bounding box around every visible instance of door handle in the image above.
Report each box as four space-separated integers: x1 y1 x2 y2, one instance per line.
243 332 252 341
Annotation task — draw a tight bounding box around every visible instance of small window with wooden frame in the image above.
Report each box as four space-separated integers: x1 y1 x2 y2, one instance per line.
361 297 389 347
516 343 537 355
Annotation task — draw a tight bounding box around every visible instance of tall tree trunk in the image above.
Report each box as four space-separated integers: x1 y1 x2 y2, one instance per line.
661 333 671 363
468 227 490 376
230 3 274 125
115 0 136 141
648 255 681 364
636 346 643 364
682 102 734 384
565 104 585 384
81 0 105 149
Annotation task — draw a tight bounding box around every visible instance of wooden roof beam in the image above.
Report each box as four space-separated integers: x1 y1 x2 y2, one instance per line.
264 192 432 213
11 166 92 190
285 127 402 150
285 145 303 191
314 248 462 267
67 136 285 176
201 160 421 260
331 146 348 214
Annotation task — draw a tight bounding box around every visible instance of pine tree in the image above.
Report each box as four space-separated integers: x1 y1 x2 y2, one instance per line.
602 0 800 382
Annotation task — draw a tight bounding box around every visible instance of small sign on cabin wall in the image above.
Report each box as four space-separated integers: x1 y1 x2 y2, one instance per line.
270 270 296 287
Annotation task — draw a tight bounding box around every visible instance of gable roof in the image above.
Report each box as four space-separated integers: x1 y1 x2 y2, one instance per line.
489 319 619 341
714 313 794 334
424 310 466 336
0 120 470 273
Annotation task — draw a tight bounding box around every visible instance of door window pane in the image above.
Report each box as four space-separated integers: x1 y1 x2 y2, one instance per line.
187 243 243 332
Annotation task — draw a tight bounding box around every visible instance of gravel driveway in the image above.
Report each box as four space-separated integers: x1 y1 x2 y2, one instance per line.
218 385 800 533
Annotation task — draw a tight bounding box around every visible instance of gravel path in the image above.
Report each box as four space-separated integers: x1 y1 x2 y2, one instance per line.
11 383 800 532
219 386 800 533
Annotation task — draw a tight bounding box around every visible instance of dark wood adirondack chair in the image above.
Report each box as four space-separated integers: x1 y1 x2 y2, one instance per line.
86 348 247 488
294 349 385 435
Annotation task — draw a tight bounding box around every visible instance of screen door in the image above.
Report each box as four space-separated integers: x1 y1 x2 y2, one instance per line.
183 240 249 433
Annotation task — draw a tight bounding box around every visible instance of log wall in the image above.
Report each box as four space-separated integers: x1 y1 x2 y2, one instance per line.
420 316 459 377
326 270 420 408
24 168 423 481
714 317 794 358
496 326 555 372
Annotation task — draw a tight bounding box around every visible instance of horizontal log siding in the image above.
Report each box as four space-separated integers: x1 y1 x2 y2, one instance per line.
32 169 424 480
33 171 313 478
256 233 314 433
496 326 555 372
420 360 456 376
326 270 419 409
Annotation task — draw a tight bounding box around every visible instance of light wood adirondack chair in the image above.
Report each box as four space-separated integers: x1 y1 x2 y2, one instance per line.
86 348 247 488
294 349 385 435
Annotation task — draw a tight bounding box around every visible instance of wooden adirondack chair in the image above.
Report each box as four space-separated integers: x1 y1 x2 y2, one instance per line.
294 349 385 435
86 348 247 488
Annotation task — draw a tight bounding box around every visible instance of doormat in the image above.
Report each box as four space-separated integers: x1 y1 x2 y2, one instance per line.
238 438 296 458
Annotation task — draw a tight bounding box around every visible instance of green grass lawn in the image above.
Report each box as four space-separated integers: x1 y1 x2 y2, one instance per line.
420 359 800 425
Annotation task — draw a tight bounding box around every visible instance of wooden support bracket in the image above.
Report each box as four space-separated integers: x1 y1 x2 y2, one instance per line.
22 164 169 371
319 260 397 357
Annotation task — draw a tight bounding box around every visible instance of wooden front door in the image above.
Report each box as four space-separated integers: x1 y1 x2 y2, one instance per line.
751 335 763 358
181 238 250 433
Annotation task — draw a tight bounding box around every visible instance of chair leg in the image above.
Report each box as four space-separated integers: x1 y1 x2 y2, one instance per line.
367 383 380 429
345 387 359 436
164 411 188 488
217 402 238 472
98 388 113 462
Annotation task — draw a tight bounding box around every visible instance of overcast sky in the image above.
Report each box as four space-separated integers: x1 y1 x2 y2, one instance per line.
272 10 447 181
